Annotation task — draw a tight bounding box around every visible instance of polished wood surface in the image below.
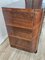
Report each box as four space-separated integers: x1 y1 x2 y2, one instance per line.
2 8 43 53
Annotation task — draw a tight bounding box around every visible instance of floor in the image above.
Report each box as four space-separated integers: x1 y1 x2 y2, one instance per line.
0 18 45 60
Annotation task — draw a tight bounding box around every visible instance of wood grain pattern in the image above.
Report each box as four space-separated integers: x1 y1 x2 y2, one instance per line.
6 26 32 41
2 8 43 53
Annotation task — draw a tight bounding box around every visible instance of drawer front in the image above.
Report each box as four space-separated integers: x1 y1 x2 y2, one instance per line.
2 8 34 29
2 8 43 29
9 36 33 52
7 26 32 41
3 8 42 21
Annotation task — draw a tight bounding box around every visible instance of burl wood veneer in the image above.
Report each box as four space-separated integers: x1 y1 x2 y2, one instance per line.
2 0 43 53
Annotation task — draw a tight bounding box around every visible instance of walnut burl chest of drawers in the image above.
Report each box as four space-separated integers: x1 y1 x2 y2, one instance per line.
2 1 43 53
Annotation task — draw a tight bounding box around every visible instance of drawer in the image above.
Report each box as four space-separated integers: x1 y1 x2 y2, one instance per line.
3 8 34 29
6 19 33 29
3 8 34 21
9 36 33 52
7 26 32 41
5 11 42 26
2 8 43 29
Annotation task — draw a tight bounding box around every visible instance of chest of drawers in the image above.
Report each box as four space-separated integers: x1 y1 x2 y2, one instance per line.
2 8 43 53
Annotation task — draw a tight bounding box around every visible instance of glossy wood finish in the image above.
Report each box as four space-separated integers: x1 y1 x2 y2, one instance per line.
2 8 43 53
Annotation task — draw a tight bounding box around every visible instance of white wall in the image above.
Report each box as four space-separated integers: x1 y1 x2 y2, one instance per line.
0 0 19 44
0 0 18 6
0 8 8 44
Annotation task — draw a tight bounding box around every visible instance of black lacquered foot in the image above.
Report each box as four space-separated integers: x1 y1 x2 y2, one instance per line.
34 50 37 53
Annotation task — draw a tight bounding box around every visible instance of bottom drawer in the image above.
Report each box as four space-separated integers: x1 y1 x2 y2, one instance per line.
9 36 38 52
9 36 32 52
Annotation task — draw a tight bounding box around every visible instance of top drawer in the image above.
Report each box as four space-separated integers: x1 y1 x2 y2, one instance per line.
2 8 34 20
2 8 43 29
